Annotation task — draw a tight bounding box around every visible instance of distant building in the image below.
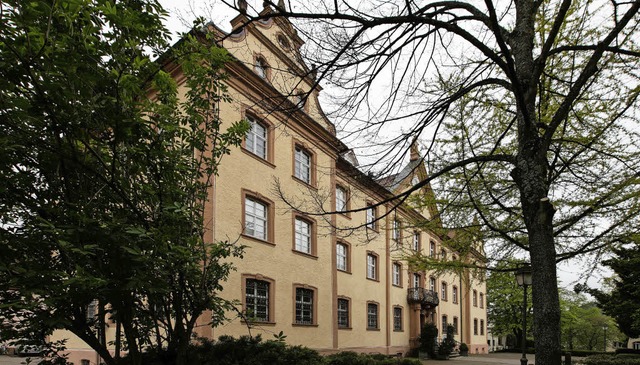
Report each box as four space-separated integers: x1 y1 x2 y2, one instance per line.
50 4 488 364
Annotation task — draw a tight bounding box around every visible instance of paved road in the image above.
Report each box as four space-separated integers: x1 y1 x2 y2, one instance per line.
422 353 538 365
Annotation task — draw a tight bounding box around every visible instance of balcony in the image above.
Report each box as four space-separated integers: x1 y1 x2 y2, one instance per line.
407 287 439 308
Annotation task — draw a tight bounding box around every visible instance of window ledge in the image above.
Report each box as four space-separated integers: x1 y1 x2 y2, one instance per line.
241 320 276 326
241 148 276 168
367 328 380 331
392 284 403 288
337 269 352 275
292 175 317 190
366 277 380 283
292 249 318 260
241 234 275 246
292 323 319 327
338 326 352 330
393 329 404 332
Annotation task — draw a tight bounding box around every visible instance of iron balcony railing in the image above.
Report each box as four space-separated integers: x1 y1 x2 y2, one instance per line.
407 287 440 308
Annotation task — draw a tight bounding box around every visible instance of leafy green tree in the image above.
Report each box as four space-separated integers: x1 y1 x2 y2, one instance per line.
0 1 248 365
486 261 532 349
581 235 640 340
224 2 640 365
560 290 623 351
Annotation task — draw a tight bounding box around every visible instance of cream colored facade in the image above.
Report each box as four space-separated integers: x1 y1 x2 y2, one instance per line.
51 5 488 363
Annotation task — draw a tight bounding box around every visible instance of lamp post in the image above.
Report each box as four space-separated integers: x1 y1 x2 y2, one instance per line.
515 264 533 365
603 325 608 352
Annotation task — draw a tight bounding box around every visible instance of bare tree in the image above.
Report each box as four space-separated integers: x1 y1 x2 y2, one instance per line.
218 1 640 365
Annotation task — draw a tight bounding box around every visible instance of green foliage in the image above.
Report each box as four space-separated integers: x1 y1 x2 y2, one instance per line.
560 290 623 351
486 260 532 348
324 351 420 365
582 355 640 365
438 325 456 356
0 1 248 365
582 236 640 339
420 322 439 357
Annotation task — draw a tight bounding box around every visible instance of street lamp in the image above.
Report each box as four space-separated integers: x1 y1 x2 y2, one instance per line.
603 325 608 352
515 264 533 365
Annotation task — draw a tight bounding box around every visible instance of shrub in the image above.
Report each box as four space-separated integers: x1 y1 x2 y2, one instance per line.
324 351 421 365
581 354 640 365
420 322 439 357
617 349 640 356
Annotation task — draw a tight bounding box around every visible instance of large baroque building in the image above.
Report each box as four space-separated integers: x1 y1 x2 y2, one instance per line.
53 4 487 364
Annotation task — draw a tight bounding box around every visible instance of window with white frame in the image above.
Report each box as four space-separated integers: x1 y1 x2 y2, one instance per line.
393 307 403 331
480 319 485 335
453 286 458 304
294 146 311 184
473 290 478 307
441 282 448 301
392 219 400 242
413 273 421 288
442 314 448 328
337 298 349 328
294 218 312 254
480 293 484 308
295 288 314 324
413 232 420 251
336 242 348 271
430 241 436 257
336 185 347 211
245 197 268 240
429 277 436 291
392 262 401 286
367 303 379 329
367 253 377 280
245 117 267 159
245 279 269 322
366 204 376 229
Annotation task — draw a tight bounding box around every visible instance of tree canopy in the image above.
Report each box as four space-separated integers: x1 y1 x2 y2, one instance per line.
581 235 640 339
222 1 640 365
0 1 248 365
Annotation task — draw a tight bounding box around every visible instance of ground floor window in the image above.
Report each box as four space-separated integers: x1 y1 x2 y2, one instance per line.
367 303 379 329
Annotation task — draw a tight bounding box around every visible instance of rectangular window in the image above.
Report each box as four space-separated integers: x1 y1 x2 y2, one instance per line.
295 288 314 324
245 279 269 322
480 319 485 335
442 315 448 328
337 298 349 328
480 293 484 308
392 219 400 241
441 282 447 301
245 198 267 240
367 254 377 280
413 232 420 251
413 273 421 288
246 117 267 159
474 318 478 335
393 307 402 331
473 290 478 307
453 317 459 334
294 147 311 184
336 243 348 271
392 263 401 286
336 186 347 211
366 204 376 229
367 303 378 329
453 286 458 304
430 241 435 257
294 218 311 254
429 277 436 291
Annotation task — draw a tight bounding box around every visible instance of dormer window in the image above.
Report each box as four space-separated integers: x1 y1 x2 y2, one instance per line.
254 56 268 79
